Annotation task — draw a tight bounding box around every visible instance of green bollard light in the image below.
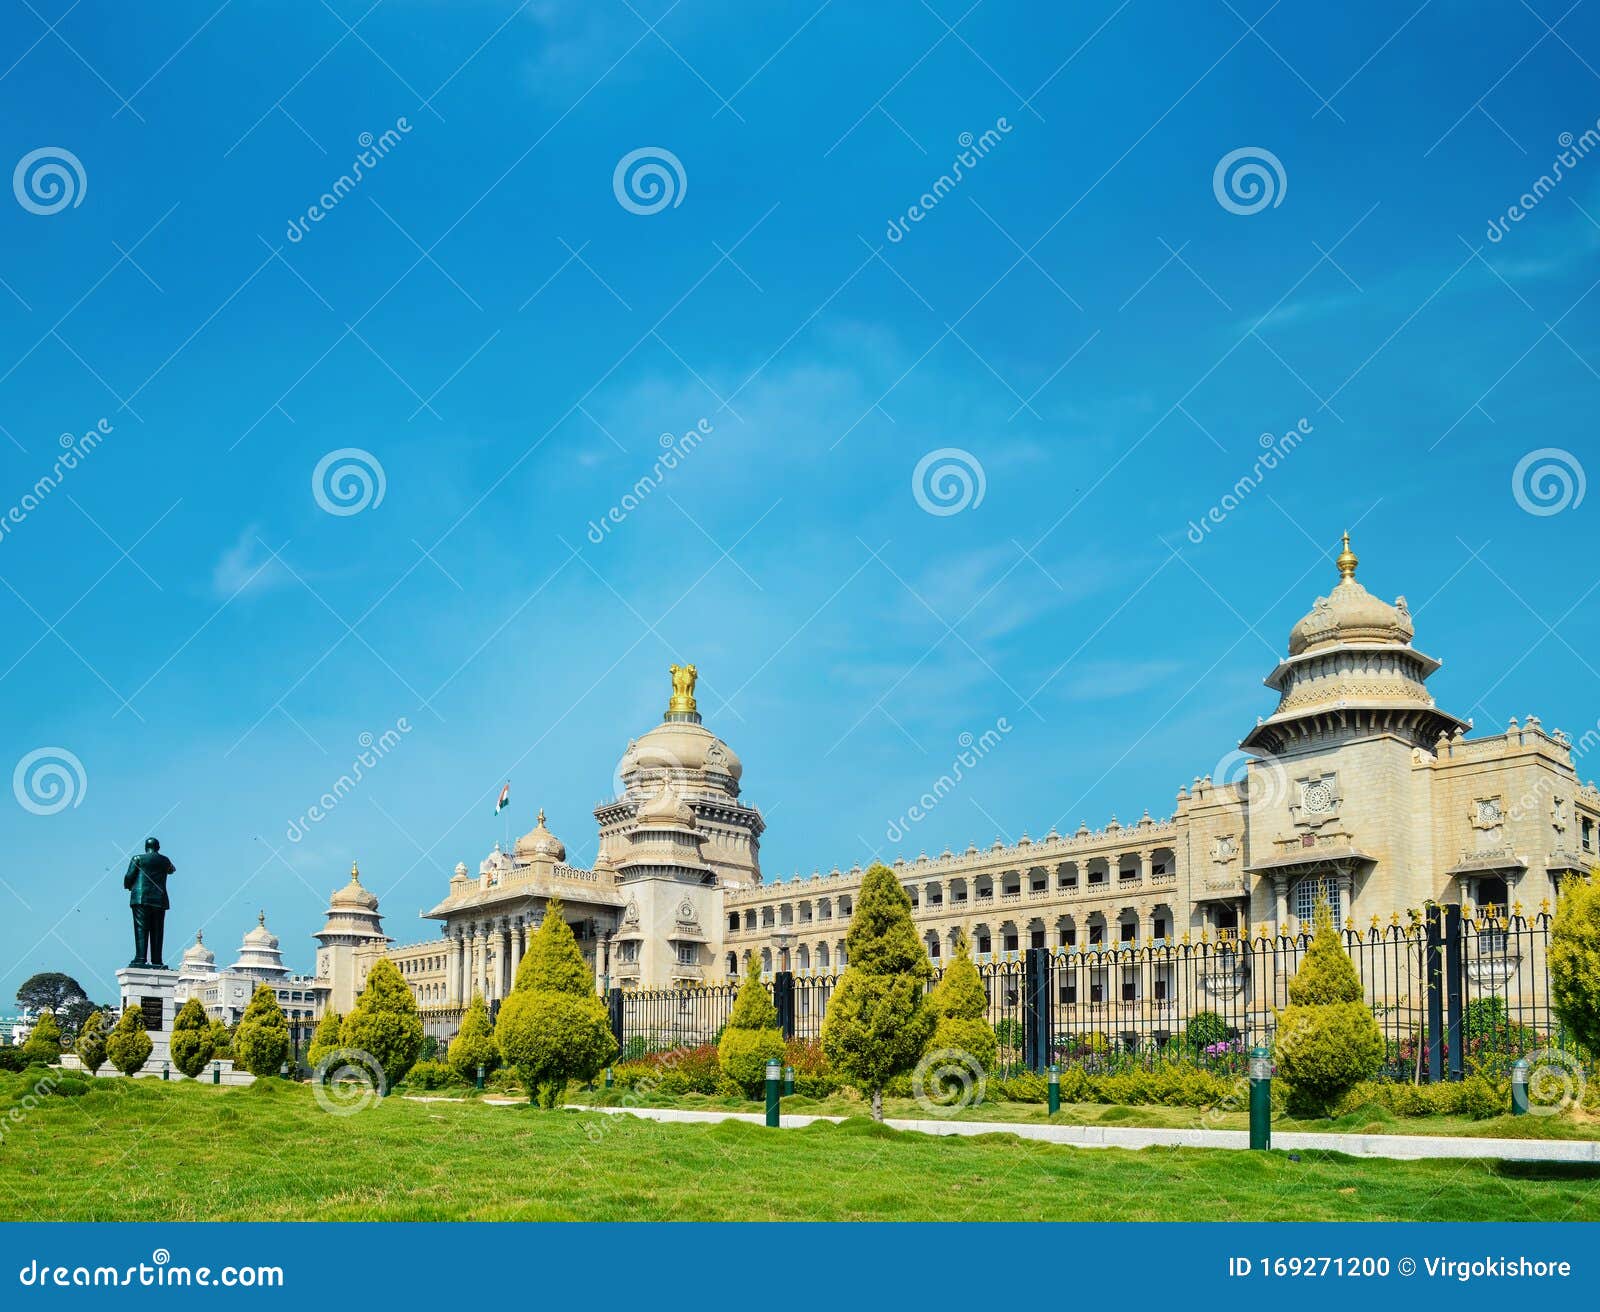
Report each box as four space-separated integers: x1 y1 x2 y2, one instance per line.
1048 1063 1060 1115
765 1058 781 1128
1511 1058 1529 1116
475 1063 485 1092
605 1066 613 1089
1249 1045 1272 1150
212 1061 220 1086
783 1064 794 1097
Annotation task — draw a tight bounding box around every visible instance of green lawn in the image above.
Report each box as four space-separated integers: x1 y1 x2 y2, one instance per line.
1 1077 1598 1221
575 1087 1600 1140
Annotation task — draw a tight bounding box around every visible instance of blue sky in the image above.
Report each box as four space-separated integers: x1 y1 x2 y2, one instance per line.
2 0 1598 1001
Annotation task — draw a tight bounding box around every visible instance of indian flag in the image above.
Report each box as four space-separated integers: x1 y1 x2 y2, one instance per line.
494 782 510 815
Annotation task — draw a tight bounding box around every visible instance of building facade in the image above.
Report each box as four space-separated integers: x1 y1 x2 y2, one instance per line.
176 540 1600 1036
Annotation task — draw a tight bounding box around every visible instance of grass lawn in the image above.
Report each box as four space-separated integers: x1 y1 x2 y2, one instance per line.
576 1088 1600 1141
1 1077 1598 1221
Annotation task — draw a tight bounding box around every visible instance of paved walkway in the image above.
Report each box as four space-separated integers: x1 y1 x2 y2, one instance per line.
567 1104 1600 1163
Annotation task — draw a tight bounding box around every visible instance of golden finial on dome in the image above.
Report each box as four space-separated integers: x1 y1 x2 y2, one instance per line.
1336 530 1358 581
537 808 546 827
667 662 698 716
351 860 360 882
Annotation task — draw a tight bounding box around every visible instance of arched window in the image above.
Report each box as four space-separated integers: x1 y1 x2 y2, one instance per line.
1293 876 1342 926
796 944 810 971
817 941 830 969
760 947 772 974
726 952 738 976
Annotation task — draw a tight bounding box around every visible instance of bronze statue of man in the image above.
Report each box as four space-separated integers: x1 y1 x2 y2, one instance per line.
123 837 174 969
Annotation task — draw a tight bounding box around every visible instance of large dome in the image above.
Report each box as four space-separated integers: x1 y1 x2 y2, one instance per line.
618 719 743 785
181 929 215 968
329 861 379 911
1287 535 1413 655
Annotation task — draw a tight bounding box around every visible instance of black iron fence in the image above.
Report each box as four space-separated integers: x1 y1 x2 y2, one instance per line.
610 908 1582 1081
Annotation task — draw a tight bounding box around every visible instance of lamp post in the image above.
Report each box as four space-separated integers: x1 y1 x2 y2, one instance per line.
783 1064 794 1097
475 1063 485 1092
1249 1045 1272 1150
1511 1058 1529 1115
211 1060 220 1086
765 1058 781 1128
1047 1063 1060 1115
161 1060 169 1081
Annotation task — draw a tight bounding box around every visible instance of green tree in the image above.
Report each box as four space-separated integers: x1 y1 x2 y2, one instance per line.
1550 870 1600 1056
19 1009 62 1064
495 898 616 1106
74 1010 110 1076
16 972 86 1016
341 960 424 1089
448 992 499 1083
1273 900 1384 1116
232 985 290 1077
821 863 935 1120
105 1007 152 1076
923 930 997 1073
306 1009 343 1071
169 998 215 1078
206 1018 232 1061
718 954 785 1095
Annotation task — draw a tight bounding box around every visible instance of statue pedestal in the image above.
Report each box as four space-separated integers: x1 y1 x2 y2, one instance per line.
115 966 177 1074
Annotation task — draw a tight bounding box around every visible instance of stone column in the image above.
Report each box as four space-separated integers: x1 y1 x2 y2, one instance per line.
510 920 525 983
1139 850 1152 882
496 920 512 999
448 930 464 1007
